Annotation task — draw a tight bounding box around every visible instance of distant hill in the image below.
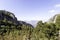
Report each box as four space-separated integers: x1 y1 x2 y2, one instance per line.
25 20 38 27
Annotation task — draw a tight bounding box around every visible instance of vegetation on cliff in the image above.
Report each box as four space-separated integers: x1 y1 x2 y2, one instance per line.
0 10 60 40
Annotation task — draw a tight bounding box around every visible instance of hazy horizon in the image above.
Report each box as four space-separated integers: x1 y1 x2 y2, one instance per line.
0 0 60 21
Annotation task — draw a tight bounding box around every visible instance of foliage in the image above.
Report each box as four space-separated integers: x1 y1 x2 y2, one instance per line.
0 10 60 40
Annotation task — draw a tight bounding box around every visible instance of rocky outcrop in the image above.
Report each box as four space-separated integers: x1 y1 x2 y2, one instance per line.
0 10 33 27
47 14 60 24
0 10 18 26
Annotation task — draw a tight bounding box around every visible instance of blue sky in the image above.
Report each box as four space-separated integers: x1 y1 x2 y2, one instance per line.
0 0 60 21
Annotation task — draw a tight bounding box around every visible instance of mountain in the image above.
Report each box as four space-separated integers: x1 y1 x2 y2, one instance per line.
25 20 38 27
18 21 34 27
0 10 34 40
48 14 60 24
0 10 33 27
0 10 59 40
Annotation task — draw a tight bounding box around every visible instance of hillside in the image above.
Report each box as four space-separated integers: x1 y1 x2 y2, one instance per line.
0 10 60 40
0 10 33 40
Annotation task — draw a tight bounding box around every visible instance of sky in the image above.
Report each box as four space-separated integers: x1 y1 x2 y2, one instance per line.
0 0 60 21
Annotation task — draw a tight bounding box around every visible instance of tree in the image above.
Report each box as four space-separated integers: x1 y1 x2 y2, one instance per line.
43 23 59 40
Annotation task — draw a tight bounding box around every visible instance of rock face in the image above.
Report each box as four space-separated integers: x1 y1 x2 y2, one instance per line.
48 14 60 24
0 10 18 26
0 10 33 27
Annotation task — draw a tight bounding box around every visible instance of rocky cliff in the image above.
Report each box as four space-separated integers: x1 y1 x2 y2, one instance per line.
48 14 60 24
0 10 33 27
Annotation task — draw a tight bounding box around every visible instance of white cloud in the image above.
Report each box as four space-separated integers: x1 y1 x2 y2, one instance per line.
49 10 55 13
55 4 60 8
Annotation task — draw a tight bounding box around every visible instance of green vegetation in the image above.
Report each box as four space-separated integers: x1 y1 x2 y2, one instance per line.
0 10 60 40
31 21 60 40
